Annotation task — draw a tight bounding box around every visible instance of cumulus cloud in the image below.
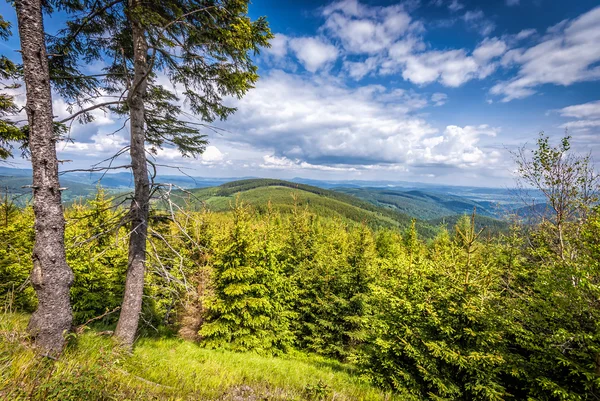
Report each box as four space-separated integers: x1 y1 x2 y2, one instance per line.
60 132 127 157
322 0 414 54
264 33 289 59
343 56 380 80
260 155 356 171
491 6 600 101
389 42 504 87
473 37 508 62
317 1 505 88
201 146 226 164
288 37 338 72
421 125 500 167
220 70 500 171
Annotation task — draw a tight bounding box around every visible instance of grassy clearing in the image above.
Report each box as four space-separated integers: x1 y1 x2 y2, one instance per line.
0 313 398 400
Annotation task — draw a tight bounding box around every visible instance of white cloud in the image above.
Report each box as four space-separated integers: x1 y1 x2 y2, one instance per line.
473 38 507 62
391 45 502 87
343 56 379 80
316 1 504 88
421 125 501 167
506 0 520 6
448 0 464 12
559 120 600 130
60 132 127 157
462 10 496 36
491 6 600 101
260 155 356 171
53 98 115 128
322 0 414 54
559 100 600 119
515 28 536 40
288 37 338 72
558 100 600 132
201 146 226 164
264 34 289 59
220 70 500 171
431 93 448 106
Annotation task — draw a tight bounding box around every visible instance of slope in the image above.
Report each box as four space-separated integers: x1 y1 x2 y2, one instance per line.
0 313 401 401
336 187 501 220
176 179 436 237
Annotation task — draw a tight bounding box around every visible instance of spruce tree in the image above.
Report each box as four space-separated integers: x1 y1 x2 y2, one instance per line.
47 0 272 346
200 202 287 352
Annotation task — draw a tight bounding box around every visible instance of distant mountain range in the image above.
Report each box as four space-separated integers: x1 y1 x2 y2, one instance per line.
0 167 544 222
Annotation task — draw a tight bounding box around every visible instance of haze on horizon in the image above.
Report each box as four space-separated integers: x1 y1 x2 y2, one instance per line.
1 0 599 187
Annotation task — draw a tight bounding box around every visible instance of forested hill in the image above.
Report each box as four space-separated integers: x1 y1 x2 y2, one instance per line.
337 187 501 220
175 178 439 236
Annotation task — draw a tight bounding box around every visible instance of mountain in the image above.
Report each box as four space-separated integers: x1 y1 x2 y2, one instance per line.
0 175 101 206
0 166 243 189
335 187 504 220
175 178 439 237
1 167 512 235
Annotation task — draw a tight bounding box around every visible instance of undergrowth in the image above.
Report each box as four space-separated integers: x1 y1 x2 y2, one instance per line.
0 313 399 400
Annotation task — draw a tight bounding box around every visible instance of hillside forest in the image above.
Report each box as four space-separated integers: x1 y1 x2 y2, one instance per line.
2 133 600 400
1 0 600 400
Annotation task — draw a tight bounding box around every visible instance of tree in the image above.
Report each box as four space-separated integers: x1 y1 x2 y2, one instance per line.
49 0 272 347
200 202 285 352
512 133 599 261
0 14 27 160
505 134 600 399
13 0 74 355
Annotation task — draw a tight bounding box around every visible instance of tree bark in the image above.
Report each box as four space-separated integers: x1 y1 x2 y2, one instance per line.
114 0 150 347
15 0 74 355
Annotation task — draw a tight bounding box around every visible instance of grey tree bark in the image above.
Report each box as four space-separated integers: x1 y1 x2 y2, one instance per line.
114 0 150 347
15 0 74 355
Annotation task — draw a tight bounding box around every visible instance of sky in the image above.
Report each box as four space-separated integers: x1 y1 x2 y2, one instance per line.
1 0 600 187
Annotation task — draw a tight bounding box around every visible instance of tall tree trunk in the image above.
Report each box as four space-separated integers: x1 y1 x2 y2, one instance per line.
114 2 150 347
15 0 73 355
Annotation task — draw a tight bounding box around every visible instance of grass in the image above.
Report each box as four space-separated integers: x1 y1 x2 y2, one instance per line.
0 313 399 400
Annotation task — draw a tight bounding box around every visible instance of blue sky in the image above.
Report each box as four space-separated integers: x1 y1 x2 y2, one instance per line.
1 0 600 187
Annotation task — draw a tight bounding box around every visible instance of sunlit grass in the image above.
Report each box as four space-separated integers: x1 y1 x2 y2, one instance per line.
0 313 399 400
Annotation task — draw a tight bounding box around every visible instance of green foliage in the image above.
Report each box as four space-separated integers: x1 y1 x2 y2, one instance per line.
66 188 128 324
0 204 36 312
182 179 438 237
0 14 27 160
3 132 600 401
200 200 294 352
363 215 507 400
48 0 272 158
